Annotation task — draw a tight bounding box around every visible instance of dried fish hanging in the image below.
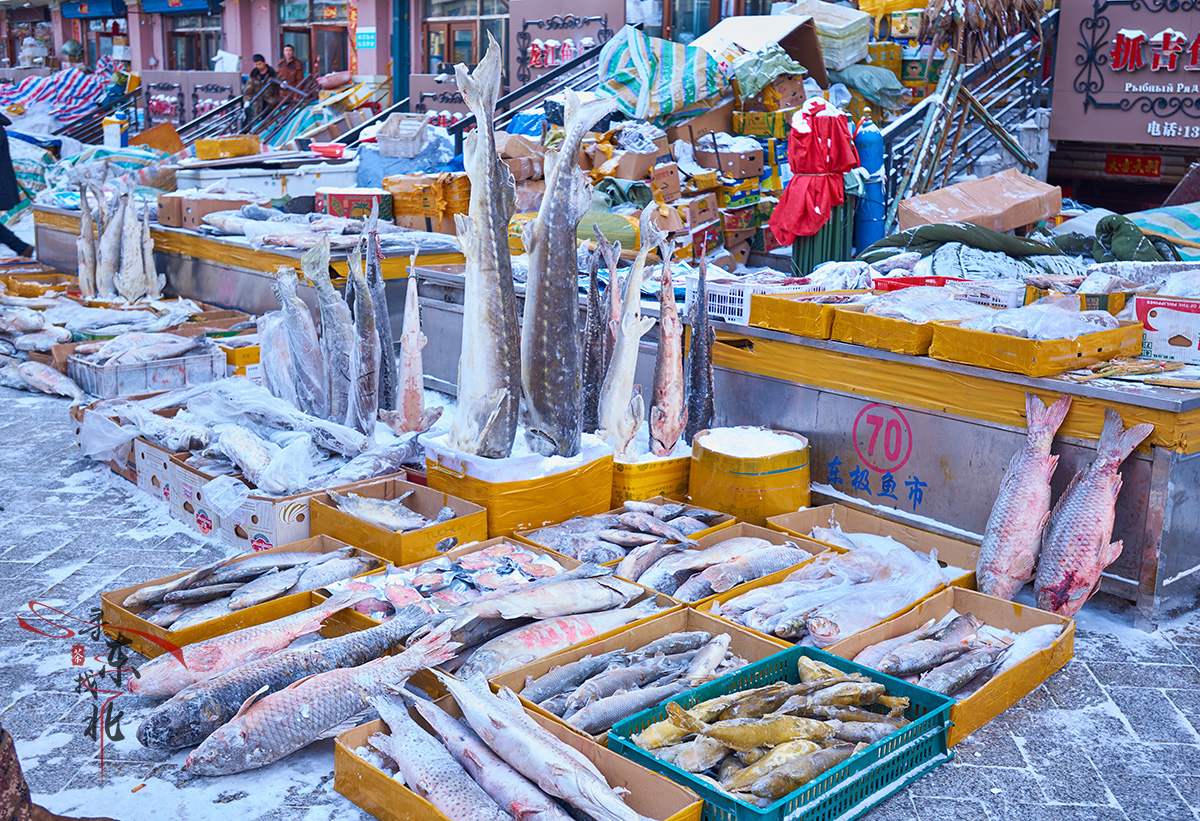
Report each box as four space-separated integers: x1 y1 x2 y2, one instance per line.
919 0 1045 67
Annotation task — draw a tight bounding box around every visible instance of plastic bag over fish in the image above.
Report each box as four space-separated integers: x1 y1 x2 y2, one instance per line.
961 297 1120 340
79 409 139 463
201 474 254 518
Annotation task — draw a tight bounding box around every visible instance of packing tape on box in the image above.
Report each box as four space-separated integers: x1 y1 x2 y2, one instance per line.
710 330 1197 452
425 455 615 537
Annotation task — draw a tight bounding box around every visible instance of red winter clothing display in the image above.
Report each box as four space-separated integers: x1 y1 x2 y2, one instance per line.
769 99 860 244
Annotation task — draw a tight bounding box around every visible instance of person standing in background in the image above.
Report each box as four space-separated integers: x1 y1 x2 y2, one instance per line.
277 44 305 101
0 113 33 258
242 54 280 126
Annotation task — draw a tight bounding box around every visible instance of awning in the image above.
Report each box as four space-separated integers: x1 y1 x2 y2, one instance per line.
140 0 219 14
60 0 127 18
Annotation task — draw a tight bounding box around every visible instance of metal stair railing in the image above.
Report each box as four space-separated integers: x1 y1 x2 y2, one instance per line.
52 87 145 143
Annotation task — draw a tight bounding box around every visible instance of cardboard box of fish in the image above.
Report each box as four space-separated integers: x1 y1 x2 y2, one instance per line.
827 586 1074 746
100 536 382 659
692 507 976 648
491 607 793 744
335 685 703 821
308 475 489 565
607 645 954 821
516 496 736 566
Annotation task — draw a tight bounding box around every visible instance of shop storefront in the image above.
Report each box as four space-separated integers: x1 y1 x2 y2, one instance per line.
59 0 130 70
1 5 52 69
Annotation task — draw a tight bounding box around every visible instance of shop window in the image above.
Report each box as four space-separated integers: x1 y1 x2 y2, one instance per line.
167 13 221 71
4 20 52 69
422 0 508 76
86 18 127 67
279 0 349 75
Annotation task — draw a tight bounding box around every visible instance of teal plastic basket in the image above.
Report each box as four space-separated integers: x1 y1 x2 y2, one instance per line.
608 645 953 821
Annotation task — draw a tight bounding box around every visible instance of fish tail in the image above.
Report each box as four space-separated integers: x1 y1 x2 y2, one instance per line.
1097 408 1153 468
455 34 502 125
1025 392 1071 450
665 701 704 734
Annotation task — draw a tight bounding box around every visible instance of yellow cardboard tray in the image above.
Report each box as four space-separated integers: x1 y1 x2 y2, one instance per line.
490 607 791 745
335 703 703 821
308 475 488 565
749 290 870 339
831 305 936 356
929 320 1144 377
826 586 1074 746
514 496 737 554
610 456 691 508
100 535 377 659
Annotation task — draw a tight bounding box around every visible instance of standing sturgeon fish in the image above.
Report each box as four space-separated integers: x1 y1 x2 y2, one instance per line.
137 604 432 750
1034 409 1153 616
383 247 442 433
184 625 456 775
142 202 163 300
976 393 1072 600
346 238 381 435
598 209 665 461
684 251 715 442
369 692 511 821
520 89 617 457
364 202 398 412
649 239 686 456
77 184 97 299
304 236 354 425
116 190 147 302
127 589 367 697
408 695 574 821
449 35 521 458
581 237 606 435
599 231 623 377
272 265 329 419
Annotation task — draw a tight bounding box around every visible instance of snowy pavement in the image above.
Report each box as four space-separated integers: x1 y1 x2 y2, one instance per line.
1 387 1199 820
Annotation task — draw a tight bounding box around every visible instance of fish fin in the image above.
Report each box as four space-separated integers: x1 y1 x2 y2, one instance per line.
666 701 705 734
318 707 376 740
232 684 270 719
283 672 324 691
1101 539 1123 568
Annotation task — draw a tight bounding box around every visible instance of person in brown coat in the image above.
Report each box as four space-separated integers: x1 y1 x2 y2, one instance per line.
277 44 305 100
0 723 119 821
243 53 280 125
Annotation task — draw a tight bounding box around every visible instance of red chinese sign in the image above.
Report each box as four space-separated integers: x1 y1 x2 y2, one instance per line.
1051 4 1200 147
1104 153 1163 177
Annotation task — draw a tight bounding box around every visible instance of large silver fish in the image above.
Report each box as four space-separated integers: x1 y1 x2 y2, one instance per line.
1034 409 1153 616
77 184 97 299
184 625 456 775
685 250 715 442
345 238 381 435
137 604 432 750
581 238 606 434
257 311 300 409
116 190 147 302
304 236 354 425
649 240 686 456
94 188 123 299
519 89 617 457
272 265 329 419
976 393 1071 600
142 202 163 300
598 210 664 461
448 35 521 458
364 203 398 412
16 362 85 405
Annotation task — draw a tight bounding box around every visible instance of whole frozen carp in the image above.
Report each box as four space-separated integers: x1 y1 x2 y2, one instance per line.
327 489 428 532
272 265 329 419
1034 409 1153 616
455 576 642 624
519 89 616 457
458 599 660 679
122 402 209 451
137 604 432 750
649 241 686 456
345 238 381 435
440 673 652 821
257 311 300 409
685 251 715 442
143 203 164 300
408 695 573 821
128 590 366 697
976 393 1072 600
598 209 664 461
16 362 85 405
185 625 456 775
0 307 46 333
304 237 354 425
388 257 442 433
449 36 521 458
77 184 97 299
369 692 511 821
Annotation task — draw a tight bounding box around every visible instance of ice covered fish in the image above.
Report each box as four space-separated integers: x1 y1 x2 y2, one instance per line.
16 362 85 404
185 626 456 775
977 393 1071 600
1035 409 1153 616
128 590 366 697
327 489 429 532
138 604 432 750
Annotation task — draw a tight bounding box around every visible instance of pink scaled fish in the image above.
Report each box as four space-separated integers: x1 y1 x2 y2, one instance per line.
380 246 442 434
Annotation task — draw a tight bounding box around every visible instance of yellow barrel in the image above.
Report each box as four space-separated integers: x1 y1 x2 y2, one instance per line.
611 456 691 508
689 427 811 525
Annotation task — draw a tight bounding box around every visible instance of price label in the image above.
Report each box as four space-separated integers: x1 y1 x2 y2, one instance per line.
852 404 912 473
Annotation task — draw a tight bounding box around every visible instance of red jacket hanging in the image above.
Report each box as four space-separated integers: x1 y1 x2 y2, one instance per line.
769 98 860 244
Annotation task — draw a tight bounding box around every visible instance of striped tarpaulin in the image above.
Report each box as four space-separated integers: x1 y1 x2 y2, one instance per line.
598 26 726 125
0 59 117 124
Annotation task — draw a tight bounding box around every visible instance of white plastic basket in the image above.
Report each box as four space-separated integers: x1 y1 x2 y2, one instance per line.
682 273 822 325
68 349 226 398
955 280 1027 309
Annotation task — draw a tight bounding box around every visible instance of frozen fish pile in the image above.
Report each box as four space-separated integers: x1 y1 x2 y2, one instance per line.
123 546 379 631
960 300 1119 340
322 541 570 617
520 631 749 735
326 488 457 534
850 611 1066 697
524 497 725 564
363 674 648 821
631 655 910 807
72 331 214 366
864 286 995 323
710 524 965 647
76 183 165 303
623 535 814 603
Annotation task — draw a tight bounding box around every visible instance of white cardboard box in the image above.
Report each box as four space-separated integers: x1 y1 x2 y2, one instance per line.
1134 294 1200 363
